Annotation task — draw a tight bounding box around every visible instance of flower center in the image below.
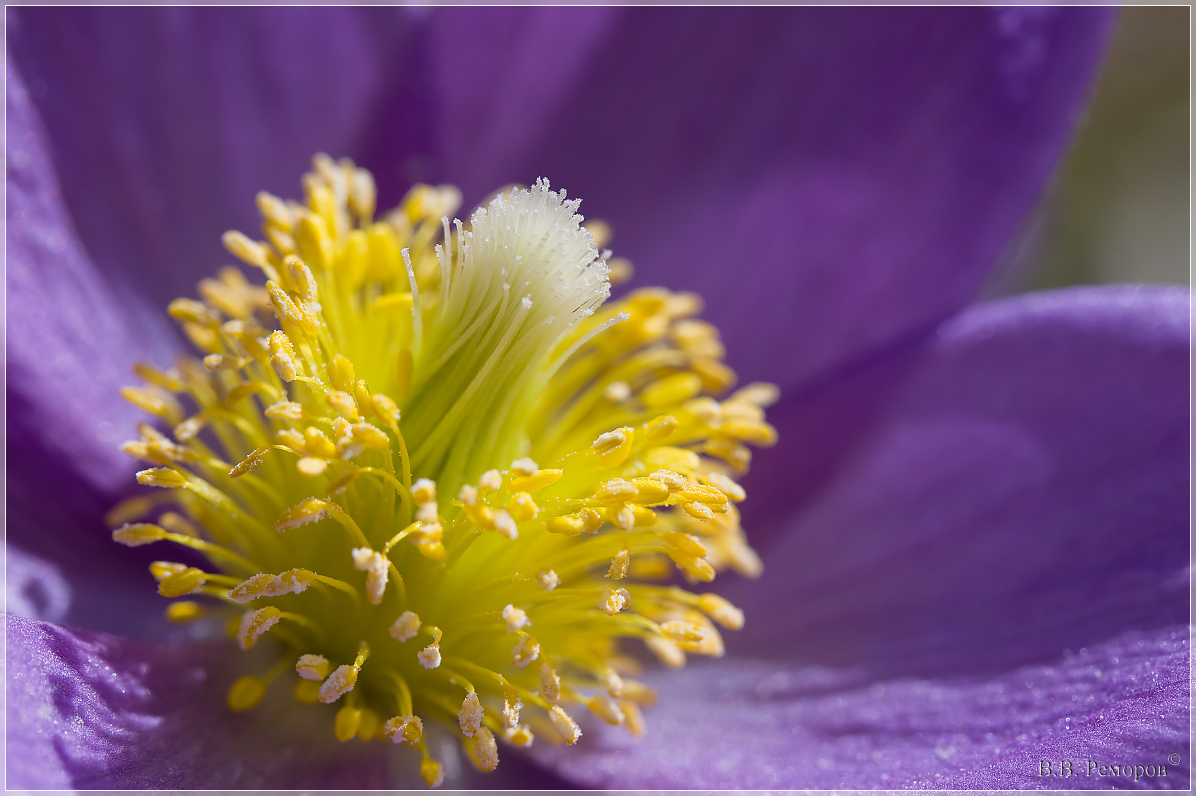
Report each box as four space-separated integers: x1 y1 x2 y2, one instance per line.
110 154 777 787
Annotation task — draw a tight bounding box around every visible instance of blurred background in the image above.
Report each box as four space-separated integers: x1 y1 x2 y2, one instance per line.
1001 5 1189 293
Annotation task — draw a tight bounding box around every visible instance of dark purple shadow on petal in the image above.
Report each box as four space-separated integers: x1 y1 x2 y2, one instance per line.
430 7 1113 395
725 285 1189 678
533 626 1188 789
7 7 421 312
5 616 394 789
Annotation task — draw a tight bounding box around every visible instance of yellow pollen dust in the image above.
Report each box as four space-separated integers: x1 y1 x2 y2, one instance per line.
110 154 777 786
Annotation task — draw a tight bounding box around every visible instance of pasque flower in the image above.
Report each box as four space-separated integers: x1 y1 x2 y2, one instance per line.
6 6 1188 790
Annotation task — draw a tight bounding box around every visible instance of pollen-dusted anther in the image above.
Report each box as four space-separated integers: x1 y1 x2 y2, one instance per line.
268 331 299 382
538 660 561 703
229 447 270 478
384 714 423 745
318 664 359 703
276 497 332 531
509 468 563 493
704 471 746 502
592 426 634 467
608 548 630 579
506 491 538 521
511 633 540 667
502 687 522 730
238 606 282 650
506 724 535 747
468 726 499 772
548 705 582 745
390 610 421 642
411 477 436 505
502 604 530 633
645 636 686 668
112 523 167 547
458 690 484 737
510 458 539 477
536 568 560 591
136 467 188 489
418 643 442 669
645 414 679 441
158 567 205 597
420 758 444 789
351 547 390 604
478 469 502 491
651 468 688 491
698 593 745 630
586 694 625 726
493 509 518 540
296 654 331 680
600 586 631 616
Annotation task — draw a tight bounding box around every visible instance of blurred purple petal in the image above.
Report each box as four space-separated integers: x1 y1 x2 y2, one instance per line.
5 615 394 789
431 7 1114 391
536 626 1187 789
732 286 1188 671
7 7 421 310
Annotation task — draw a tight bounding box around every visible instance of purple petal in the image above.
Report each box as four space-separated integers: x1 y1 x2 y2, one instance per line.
5 615 395 789
535 626 1188 789
430 7 1114 392
731 285 1188 672
8 7 421 310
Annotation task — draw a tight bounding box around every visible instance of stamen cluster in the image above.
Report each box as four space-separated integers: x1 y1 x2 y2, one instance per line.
111 155 777 786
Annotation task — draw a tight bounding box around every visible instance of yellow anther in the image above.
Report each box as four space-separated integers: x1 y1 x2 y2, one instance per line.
174 415 206 442
349 168 376 219
133 362 184 392
548 705 582 745
416 501 439 524
276 497 333 531
256 191 294 230
335 704 362 742
681 500 716 521
286 257 319 303
420 758 444 788
385 714 423 745
390 610 421 642
703 471 746 502
229 447 270 478
268 331 299 382
264 401 304 422
167 297 218 326
502 604 531 633
136 467 187 489
238 606 282 650
613 505 635 531
296 653 331 680
628 477 670 504
158 567 205 597
643 446 701 474
592 426 634 467
650 468 688 491
352 380 375 418
506 492 538 521
157 512 199 537
509 457 539 477
698 593 745 630
506 724 535 747
351 547 390 605
227 675 267 711
326 354 356 392
539 660 561 703
458 690 484 738
665 530 707 558
296 457 328 477
684 396 723 423
411 478 436 505
704 437 752 471
666 549 716 582
592 478 638 504
463 501 496 531
121 387 183 424
731 381 781 407
603 669 625 698
326 390 359 421
508 468 563 493
586 694 625 726
721 419 778 446
536 568 560 591
149 561 187 581
350 422 389 451
640 372 702 408
303 426 338 458
493 509 518 540
603 380 631 402
222 230 270 269
202 353 245 372
295 214 333 271
691 357 737 392
292 678 321 704
677 482 728 508
469 726 499 772
660 620 724 656
645 414 679 441
609 548 630 579
319 664 359 703
600 586 631 616
622 700 646 736
111 523 167 547
545 510 592 536
512 633 540 667
645 636 686 668
166 601 203 622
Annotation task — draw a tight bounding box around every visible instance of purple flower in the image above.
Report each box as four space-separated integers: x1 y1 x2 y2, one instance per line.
7 6 1188 790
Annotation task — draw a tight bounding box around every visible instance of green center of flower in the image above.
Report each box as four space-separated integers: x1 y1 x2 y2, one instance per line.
110 154 777 787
